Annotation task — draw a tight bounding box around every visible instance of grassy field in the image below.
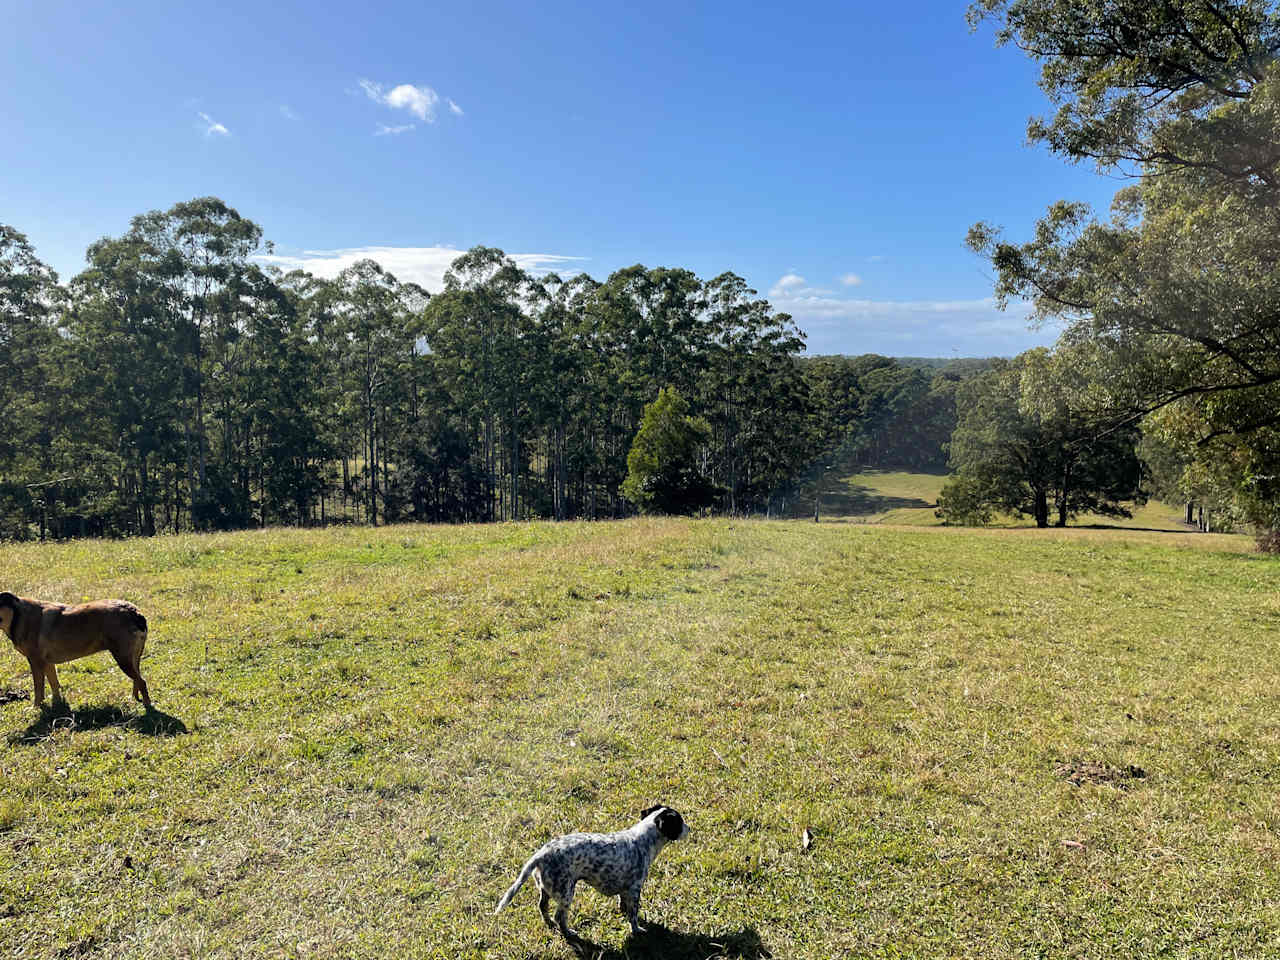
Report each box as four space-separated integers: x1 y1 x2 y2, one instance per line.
799 468 1200 531
1 507 1277 958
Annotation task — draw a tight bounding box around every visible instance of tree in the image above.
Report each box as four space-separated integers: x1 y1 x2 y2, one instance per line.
969 0 1280 540
621 388 719 515
938 349 1145 527
0 226 62 537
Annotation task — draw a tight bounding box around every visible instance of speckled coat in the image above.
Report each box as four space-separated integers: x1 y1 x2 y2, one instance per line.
495 805 688 945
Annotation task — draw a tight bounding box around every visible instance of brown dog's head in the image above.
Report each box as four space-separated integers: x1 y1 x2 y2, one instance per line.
0 592 19 637
640 804 689 842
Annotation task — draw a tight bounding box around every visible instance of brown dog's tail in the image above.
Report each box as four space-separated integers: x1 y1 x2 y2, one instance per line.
495 853 541 914
126 608 148 634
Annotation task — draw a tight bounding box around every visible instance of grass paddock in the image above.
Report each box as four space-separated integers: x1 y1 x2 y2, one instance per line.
0 513 1276 959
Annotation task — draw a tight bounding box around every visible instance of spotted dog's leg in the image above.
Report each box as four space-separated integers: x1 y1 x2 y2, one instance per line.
620 888 645 935
554 902 584 948
537 887 555 931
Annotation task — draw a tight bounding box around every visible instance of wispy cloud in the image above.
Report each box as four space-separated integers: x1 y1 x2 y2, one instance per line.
198 111 229 137
375 123 416 136
279 104 300 121
769 273 806 296
769 272 834 298
359 79 460 126
766 282 1047 356
258 245 587 291
840 273 862 287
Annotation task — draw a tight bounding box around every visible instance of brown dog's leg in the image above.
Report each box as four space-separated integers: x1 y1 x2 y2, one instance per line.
44 663 63 703
133 633 151 709
110 648 151 710
28 658 45 707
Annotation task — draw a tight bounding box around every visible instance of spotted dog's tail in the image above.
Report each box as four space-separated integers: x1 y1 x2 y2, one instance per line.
494 853 541 914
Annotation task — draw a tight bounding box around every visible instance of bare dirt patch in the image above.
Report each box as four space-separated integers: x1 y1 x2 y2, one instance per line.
1056 760 1148 788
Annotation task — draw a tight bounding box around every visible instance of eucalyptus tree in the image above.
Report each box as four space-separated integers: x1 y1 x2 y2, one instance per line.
969 0 1280 535
108 198 267 510
232 267 334 526
938 349 1145 527
66 232 187 534
0 226 62 536
322 258 418 526
701 272 812 512
421 247 538 520
527 271 597 520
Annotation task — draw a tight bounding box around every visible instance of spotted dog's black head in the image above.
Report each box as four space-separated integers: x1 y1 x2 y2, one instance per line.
640 804 688 841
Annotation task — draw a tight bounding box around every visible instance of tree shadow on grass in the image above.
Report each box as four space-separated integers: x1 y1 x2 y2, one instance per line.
531 923 770 960
10 701 188 744
794 483 933 519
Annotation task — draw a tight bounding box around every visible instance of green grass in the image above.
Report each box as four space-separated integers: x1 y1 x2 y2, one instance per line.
800 468 1202 531
1 516 1277 958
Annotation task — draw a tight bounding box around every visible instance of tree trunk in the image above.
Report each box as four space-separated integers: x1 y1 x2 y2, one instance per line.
1034 489 1049 528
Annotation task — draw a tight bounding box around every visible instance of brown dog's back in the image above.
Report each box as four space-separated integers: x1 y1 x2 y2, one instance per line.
2 593 152 708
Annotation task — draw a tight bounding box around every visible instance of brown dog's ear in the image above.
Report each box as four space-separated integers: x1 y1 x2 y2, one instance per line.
640 804 663 820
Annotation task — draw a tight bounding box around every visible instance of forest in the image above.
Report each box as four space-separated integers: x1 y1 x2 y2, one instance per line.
0 206 966 539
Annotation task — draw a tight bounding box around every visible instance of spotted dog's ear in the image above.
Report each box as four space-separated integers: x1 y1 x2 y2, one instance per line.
655 808 685 841
640 804 664 819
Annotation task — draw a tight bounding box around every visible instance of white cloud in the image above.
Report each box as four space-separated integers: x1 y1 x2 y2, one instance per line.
198 111 229 137
447 98 464 116
375 123 416 136
769 272 836 298
769 273 808 297
258 245 588 291
766 286 1050 356
280 104 300 121
840 273 862 287
360 79 456 123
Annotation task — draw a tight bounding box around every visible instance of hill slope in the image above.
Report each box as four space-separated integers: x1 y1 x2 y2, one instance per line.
0 519 1274 959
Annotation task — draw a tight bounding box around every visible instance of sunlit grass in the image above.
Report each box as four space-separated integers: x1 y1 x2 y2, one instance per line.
0 517 1275 958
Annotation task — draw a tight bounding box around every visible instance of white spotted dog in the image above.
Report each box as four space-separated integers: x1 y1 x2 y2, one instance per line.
495 805 689 947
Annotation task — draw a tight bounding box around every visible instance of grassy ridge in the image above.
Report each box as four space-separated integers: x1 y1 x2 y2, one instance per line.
1 516 1277 959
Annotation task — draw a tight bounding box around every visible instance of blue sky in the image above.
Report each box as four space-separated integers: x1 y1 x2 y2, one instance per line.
2 0 1120 356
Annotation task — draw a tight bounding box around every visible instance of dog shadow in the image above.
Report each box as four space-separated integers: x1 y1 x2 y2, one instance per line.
547 923 770 960
10 701 188 743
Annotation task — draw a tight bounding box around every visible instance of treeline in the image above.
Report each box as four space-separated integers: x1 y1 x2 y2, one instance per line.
0 200 970 539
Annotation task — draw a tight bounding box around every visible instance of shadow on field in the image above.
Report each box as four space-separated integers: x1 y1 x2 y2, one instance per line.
792 484 933 519
552 923 770 960
10 702 188 744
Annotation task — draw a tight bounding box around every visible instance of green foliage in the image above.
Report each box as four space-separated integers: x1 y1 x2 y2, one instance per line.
1 202 821 535
801 355 979 485
939 350 1145 527
970 0 1280 540
621 388 719 514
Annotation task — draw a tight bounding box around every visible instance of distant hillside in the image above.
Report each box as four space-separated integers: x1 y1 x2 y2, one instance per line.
894 356 999 377
803 354 999 378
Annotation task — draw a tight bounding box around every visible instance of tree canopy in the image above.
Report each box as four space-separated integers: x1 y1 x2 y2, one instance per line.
969 0 1280 540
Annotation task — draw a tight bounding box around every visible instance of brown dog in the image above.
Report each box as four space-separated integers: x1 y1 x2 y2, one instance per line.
0 592 151 709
